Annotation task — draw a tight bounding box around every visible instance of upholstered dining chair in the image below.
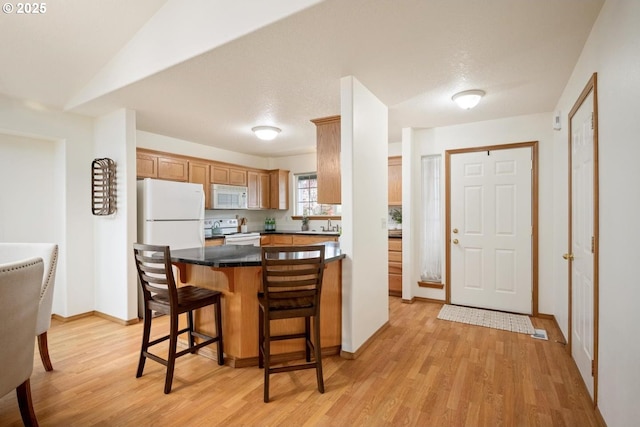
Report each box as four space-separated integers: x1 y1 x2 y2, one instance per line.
258 245 326 402
0 257 44 427
133 243 224 394
0 243 59 371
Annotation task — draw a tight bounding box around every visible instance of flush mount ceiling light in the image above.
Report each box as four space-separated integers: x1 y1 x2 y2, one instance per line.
452 89 486 109
252 125 281 141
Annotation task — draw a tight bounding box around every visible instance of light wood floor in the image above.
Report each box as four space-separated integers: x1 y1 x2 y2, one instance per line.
0 298 602 427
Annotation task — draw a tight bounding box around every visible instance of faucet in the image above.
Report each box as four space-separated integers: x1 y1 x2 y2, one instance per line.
320 219 340 232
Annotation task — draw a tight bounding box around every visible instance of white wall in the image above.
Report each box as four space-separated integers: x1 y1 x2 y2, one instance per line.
405 113 555 314
552 1 640 425
0 133 60 241
0 94 95 317
0 132 68 314
94 109 138 321
340 76 389 352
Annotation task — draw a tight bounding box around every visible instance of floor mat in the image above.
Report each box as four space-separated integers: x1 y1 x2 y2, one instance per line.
437 304 535 334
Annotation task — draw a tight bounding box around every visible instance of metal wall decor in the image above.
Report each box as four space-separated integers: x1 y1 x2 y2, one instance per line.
91 158 117 215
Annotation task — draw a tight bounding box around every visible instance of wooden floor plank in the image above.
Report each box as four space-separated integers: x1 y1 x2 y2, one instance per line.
0 298 602 426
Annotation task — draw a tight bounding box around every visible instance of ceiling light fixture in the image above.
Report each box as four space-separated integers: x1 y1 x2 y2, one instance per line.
452 89 486 109
252 125 281 141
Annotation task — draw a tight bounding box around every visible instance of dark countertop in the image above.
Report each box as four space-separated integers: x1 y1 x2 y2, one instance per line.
261 230 340 236
388 230 402 238
205 235 225 241
205 230 340 241
170 241 345 268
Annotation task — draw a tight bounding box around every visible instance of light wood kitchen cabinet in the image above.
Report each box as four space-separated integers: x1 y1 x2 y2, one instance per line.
388 156 402 206
388 238 402 296
269 169 289 210
188 161 211 208
137 150 282 211
260 235 272 246
157 156 188 181
211 164 247 186
136 152 159 178
136 150 188 181
271 235 293 246
259 173 270 208
261 234 338 246
311 115 341 204
247 170 270 209
292 235 338 245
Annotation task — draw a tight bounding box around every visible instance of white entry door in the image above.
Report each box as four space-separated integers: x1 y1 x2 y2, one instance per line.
569 88 597 400
449 147 532 314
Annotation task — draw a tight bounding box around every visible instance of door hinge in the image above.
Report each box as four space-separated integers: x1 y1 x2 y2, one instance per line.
591 236 595 253
591 113 594 130
592 360 595 376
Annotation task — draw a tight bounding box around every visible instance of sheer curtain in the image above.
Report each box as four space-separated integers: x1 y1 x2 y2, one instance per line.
421 155 442 282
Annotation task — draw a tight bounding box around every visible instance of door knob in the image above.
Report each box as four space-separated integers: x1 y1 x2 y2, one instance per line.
562 253 574 260
452 239 459 244
452 228 459 234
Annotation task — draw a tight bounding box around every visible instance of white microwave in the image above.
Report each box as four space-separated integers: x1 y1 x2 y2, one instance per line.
212 184 248 209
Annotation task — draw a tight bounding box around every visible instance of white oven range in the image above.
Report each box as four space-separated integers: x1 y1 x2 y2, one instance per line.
204 218 261 246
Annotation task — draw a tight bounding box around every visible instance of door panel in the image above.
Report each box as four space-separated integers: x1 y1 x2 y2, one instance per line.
570 88 596 399
450 147 532 314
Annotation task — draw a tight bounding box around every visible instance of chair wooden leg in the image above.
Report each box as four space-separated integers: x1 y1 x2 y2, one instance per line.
136 309 152 378
258 308 264 369
187 310 196 353
164 314 179 394
304 317 311 362
314 314 324 394
16 378 39 427
37 331 53 372
263 314 271 403
215 297 224 365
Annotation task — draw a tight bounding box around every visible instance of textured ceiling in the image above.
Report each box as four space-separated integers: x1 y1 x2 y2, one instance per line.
0 0 604 157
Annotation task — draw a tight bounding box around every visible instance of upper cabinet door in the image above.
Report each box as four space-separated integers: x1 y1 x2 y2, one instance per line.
157 156 188 181
189 161 211 209
388 156 402 206
211 165 230 184
312 115 341 204
136 152 158 179
229 168 247 186
211 164 247 186
269 169 289 210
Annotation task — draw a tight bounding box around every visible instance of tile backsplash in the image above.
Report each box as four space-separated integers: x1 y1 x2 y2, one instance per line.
388 207 402 229
205 210 341 233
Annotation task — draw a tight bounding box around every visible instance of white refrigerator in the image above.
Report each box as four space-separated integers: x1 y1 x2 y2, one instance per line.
137 178 205 250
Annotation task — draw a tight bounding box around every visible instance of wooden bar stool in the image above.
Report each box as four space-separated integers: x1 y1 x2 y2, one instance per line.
258 245 326 402
133 243 224 394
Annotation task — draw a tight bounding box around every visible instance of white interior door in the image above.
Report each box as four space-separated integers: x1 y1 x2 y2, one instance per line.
570 90 596 399
450 147 532 314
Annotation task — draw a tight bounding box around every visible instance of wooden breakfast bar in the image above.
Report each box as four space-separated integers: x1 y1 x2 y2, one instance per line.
169 242 345 368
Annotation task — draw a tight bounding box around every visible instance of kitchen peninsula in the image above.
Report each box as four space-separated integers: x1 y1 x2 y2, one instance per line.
170 242 345 368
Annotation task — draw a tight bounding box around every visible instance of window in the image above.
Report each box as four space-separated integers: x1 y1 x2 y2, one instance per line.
295 173 341 217
420 155 442 283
